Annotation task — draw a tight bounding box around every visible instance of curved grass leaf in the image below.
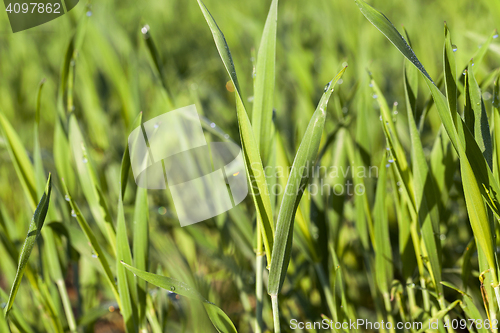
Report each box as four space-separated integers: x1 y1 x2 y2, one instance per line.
197 0 274 262
120 111 143 199
4 174 51 317
133 186 149 326
121 262 238 333
268 67 347 296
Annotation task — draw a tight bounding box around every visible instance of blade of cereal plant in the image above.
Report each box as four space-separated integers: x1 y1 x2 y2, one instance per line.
133 186 149 327
197 0 274 261
69 115 116 253
116 194 138 332
373 158 394 321
464 62 493 169
121 262 238 333
120 112 143 199
407 93 444 301
443 23 458 121
268 67 346 297
252 0 277 165
494 76 500 178
4 175 51 317
61 180 121 306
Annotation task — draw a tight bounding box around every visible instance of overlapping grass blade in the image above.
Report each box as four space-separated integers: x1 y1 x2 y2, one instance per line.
121 262 238 333
268 66 346 297
197 0 274 261
116 194 137 332
354 0 500 289
61 180 121 306
4 175 51 317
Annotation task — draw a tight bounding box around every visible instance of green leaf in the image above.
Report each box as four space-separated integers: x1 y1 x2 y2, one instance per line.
133 186 149 326
69 115 116 253
61 180 121 306
4 175 52 317
252 0 277 165
268 67 346 296
407 93 442 294
121 262 238 333
464 62 492 169
120 112 143 199
197 0 274 262
373 158 392 296
116 194 137 332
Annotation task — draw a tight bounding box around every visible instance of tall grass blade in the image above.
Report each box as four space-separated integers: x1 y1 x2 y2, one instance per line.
252 0 277 165
197 0 275 261
268 66 346 296
4 175 51 317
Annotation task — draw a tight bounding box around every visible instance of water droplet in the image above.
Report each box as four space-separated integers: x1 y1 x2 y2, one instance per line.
494 34 499 39
397 181 401 186
170 286 175 291
71 210 77 217
388 159 394 163
337 79 343 85
92 254 98 258
82 158 88 164
386 164 390 168
323 82 331 92
472 63 475 66
379 115 383 121
440 234 446 240
224 134 229 139
386 147 390 151
372 94 378 99
141 25 150 34
385 121 389 125
452 44 457 52
210 123 216 128
65 194 70 201
409 283 415 288
154 123 159 129
86 11 92 16
393 110 398 115
462 71 467 76
369 83 373 87
247 96 254 102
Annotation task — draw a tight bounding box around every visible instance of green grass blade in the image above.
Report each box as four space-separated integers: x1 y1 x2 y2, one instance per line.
61 180 121 306
464 63 493 169
268 67 346 296
407 93 443 295
121 262 238 333
116 194 137 332
120 112 143 199
133 186 149 326
197 0 274 261
443 23 457 123
374 158 392 296
69 115 116 253
4 174 52 317
252 0 277 164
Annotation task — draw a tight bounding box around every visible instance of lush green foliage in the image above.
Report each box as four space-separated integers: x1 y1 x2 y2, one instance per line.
1 0 500 332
